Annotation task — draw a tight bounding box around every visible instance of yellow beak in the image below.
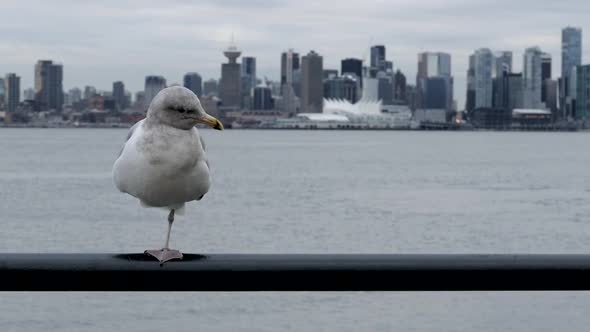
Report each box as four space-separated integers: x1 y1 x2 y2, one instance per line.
197 114 224 130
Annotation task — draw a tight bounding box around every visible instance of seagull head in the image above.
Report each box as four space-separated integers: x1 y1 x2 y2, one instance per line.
147 86 224 130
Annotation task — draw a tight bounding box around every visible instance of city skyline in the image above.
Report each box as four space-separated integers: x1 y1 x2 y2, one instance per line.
1 1 589 108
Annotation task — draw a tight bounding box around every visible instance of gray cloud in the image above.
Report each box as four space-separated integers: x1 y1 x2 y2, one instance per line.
1 0 588 108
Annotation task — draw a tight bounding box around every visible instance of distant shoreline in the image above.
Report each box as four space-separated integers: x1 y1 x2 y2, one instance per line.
0 124 585 132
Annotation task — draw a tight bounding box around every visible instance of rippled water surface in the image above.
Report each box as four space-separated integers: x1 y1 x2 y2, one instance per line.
1 128 590 331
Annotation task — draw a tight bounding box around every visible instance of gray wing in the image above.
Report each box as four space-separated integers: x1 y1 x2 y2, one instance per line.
118 120 142 158
197 134 209 201
200 134 210 170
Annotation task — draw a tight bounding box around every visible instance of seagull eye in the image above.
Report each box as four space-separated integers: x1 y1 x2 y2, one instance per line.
177 108 186 114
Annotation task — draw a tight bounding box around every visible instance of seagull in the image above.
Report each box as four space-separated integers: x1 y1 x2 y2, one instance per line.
112 86 223 263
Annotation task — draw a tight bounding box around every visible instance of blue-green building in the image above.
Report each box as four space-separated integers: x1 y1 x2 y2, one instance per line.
576 65 590 119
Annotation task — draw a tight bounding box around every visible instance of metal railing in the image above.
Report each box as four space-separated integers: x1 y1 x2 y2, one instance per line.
1 253 590 291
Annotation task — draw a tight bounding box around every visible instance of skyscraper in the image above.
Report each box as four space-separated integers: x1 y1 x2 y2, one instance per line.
34 60 63 111
576 65 590 119
183 72 202 97
323 74 359 103
84 86 96 100
417 52 453 110
301 50 323 113
562 27 582 117
203 79 218 96
494 73 523 111
112 81 126 110
68 87 81 105
241 57 256 87
394 70 407 103
370 45 386 75
523 47 543 109
5 73 20 112
23 88 35 101
541 53 552 81
493 51 513 78
144 76 166 107
281 49 300 113
281 51 300 86
341 58 363 82
562 27 582 88
219 43 242 109
253 84 273 110
241 57 256 109
540 53 552 105
471 48 494 108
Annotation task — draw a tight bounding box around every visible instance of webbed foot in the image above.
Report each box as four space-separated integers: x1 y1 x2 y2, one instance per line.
144 248 184 264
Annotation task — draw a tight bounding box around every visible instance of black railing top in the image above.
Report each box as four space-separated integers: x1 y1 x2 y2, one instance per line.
2 253 590 291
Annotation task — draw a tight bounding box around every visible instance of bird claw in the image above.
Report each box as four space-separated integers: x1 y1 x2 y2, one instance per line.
145 248 184 264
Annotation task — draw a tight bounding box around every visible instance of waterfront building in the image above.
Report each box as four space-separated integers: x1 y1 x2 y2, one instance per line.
144 75 166 106
112 81 126 110
562 27 582 117
203 79 218 96
5 73 20 112
471 48 494 108
219 43 242 109
323 74 359 103
183 73 202 97
252 84 273 110
341 58 363 86
417 52 453 111
576 65 590 119
301 50 323 113
35 60 63 111
523 47 543 109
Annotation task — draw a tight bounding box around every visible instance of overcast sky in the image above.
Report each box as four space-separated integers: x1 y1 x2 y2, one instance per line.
1 0 588 108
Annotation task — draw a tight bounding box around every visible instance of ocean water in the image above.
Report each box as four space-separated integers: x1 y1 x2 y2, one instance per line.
1 128 590 331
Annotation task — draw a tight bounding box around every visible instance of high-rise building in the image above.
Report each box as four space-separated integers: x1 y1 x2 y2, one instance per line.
241 57 256 87
203 79 218 96
34 60 63 111
144 75 166 107
84 86 96 100
493 73 523 111
68 88 81 105
377 74 394 105
323 74 359 103
562 27 582 90
0 78 4 103
281 49 300 113
417 52 453 111
576 65 590 119
540 53 552 104
394 70 407 103
219 43 242 109
241 57 256 108
253 84 273 110
341 58 363 85
471 48 494 108
523 47 543 109
541 53 552 81
370 45 386 74
562 27 582 117
23 88 35 101
493 51 512 78
183 73 202 97
281 51 300 86
301 50 323 113
134 91 145 110
112 81 126 110
5 73 20 112
543 79 558 114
